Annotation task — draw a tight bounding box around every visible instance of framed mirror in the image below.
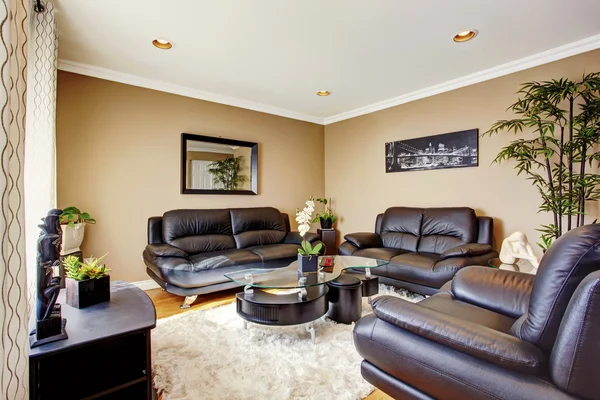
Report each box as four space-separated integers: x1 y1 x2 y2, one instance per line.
181 133 258 195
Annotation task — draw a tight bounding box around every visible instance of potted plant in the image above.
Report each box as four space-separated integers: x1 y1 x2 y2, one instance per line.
312 198 337 229
207 156 247 190
59 206 96 255
63 254 111 308
296 197 323 273
484 72 600 249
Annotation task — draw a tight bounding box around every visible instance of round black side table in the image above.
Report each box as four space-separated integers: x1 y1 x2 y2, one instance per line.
326 275 363 324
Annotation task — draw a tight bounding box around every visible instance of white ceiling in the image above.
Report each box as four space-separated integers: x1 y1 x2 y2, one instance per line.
55 0 600 124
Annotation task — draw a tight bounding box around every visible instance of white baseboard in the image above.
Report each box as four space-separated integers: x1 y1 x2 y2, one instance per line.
132 279 161 291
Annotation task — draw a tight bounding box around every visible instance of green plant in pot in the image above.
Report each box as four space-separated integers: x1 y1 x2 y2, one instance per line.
312 198 337 229
63 254 111 309
59 206 96 256
484 72 600 249
207 156 247 190
296 197 323 273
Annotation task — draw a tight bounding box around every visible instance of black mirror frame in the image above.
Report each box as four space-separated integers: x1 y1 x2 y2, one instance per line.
181 133 258 195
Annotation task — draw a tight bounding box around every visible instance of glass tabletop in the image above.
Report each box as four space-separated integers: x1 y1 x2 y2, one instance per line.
224 255 389 289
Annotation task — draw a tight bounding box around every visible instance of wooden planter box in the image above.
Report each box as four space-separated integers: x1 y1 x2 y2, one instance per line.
66 276 110 309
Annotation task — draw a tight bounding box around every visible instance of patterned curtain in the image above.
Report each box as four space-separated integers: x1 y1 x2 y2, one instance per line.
0 0 29 398
25 0 56 307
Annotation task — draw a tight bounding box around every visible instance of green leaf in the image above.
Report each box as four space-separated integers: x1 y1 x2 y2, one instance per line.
312 243 323 254
298 249 306 256
331 215 337 223
305 241 313 253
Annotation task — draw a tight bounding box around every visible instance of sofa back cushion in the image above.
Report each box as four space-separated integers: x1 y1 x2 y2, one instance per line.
231 207 287 248
380 207 424 252
162 209 235 254
417 208 477 254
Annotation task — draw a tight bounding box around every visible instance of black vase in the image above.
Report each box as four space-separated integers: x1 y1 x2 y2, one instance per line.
298 254 319 273
320 218 333 229
66 275 110 309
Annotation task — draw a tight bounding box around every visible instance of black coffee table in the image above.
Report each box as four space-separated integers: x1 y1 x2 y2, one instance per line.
224 255 389 342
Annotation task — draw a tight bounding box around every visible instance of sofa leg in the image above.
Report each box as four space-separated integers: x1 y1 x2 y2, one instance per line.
180 295 198 309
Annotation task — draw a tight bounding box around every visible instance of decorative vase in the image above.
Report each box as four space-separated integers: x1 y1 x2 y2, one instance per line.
61 223 85 255
66 275 110 309
298 254 318 273
319 218 333 230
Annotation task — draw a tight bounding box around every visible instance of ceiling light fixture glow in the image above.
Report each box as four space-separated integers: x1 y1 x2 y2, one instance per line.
152 39 173 49
453 29 478 42
317 90 331 96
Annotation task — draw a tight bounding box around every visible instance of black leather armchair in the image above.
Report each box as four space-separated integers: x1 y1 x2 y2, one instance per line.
354 224 600 400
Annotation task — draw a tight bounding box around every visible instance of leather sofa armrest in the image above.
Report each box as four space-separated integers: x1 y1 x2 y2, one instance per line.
371 296 546 374
145 244 189 259
338 241 358 256
451 266 534 319
439 243 493 260
284 231 320 245
344 232 383 249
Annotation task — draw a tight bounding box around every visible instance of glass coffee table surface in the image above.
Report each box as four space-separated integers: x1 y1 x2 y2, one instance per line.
224 255 389 289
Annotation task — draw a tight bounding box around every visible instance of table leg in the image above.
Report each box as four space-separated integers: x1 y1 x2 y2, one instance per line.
365 268 372 279
243 320 249 330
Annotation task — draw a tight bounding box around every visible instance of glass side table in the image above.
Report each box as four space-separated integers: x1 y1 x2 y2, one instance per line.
489 258 537 274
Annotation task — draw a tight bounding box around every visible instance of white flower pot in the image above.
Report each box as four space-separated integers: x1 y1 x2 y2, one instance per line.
61 223 85 255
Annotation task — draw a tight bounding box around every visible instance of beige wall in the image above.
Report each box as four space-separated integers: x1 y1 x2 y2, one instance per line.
56 71 325 282
324 49 600 256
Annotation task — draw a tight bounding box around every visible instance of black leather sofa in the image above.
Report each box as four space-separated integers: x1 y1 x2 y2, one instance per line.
339 207 498 295
354 224 600 400
142 207 322 308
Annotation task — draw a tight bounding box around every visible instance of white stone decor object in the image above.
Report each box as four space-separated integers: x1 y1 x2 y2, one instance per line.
499 231 540 271
61 223 85 255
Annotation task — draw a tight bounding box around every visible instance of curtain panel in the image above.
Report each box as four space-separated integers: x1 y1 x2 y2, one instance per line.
24 0 56 307
0 0 30 398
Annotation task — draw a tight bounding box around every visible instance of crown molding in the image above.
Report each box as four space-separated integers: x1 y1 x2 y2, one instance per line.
59 34 600 127
57 60 325 125
323 34 600 125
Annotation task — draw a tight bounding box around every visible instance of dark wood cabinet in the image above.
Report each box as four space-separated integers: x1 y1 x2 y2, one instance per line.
29 281 156 400
318 228 338 255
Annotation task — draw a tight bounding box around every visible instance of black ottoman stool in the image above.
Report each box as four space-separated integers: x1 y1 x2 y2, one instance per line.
326 275 363 324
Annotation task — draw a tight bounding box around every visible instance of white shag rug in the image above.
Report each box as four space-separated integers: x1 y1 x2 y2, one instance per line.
152 285 424 400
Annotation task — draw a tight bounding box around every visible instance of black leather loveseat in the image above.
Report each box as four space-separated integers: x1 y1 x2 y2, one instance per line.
142 207 322 308
354 224 600 400
339 207 498 295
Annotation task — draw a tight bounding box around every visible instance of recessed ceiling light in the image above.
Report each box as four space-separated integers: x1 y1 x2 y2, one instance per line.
453 29 478 42
152 39 173 49
317 90 331 96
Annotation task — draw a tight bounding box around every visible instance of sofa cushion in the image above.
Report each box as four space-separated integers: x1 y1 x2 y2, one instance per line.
249 243 300 262
162 209 235 254
353 248 406 261
230 207 287 248
379 207 423 252
417 207 477 254
387 253 448 288
189 249 262 271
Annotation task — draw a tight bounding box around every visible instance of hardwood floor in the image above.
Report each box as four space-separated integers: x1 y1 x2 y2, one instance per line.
146 288 393 400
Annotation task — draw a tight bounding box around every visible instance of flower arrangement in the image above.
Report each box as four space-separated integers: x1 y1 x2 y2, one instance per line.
296 196 323 257
63 253 111 281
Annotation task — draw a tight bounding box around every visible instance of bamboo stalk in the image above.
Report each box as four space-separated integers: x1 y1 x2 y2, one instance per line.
568 98 574 231
539 132 559 234
558 125 564 235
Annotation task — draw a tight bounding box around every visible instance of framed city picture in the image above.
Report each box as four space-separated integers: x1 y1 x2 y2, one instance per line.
385 128 478 173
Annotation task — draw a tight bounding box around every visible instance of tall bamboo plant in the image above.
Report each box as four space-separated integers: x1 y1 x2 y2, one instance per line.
484 72 600 249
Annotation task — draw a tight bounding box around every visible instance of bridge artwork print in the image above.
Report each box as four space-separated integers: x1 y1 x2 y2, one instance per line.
385 128 478 173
